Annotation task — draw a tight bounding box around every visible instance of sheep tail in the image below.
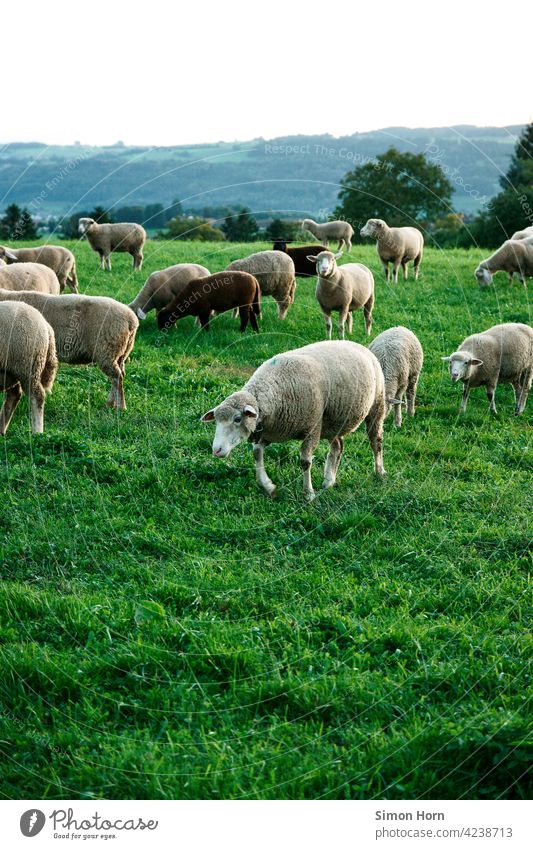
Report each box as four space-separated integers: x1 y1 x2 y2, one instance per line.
252 281 261 316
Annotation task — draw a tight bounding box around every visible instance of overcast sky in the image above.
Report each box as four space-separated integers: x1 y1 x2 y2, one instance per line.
3 0 531 147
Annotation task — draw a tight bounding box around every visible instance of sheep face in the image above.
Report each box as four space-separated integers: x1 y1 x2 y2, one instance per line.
78 217 95 235
360 219 384 238
442 352 483 383
474 264 492 287
306 250 342 277
201 396 258 458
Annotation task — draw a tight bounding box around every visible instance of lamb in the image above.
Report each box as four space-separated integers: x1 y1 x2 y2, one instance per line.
0 262 60 294
0 301 57 434
157 271 261 333
368 326 424 426
360 218 424 283
0 244 78 292
226 250 296 319
128 263 210 319
0 290 138 410
511 226 533 241
302 218 353 252
306 250 374 338
78 218 146 271
201 340 387 501
474 240 533 287
272 240 328 277
442 322 533 415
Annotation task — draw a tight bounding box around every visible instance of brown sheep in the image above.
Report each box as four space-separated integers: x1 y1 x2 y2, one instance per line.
157 271 261 333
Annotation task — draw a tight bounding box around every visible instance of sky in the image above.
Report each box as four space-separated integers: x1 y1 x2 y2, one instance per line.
2 0 531 147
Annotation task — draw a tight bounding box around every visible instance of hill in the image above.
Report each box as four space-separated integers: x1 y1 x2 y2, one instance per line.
0 125 522 220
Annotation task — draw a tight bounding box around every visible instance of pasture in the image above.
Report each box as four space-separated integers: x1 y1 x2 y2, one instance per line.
0 239 530 800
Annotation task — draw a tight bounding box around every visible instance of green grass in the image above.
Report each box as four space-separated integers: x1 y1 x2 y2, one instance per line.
0 239 531 800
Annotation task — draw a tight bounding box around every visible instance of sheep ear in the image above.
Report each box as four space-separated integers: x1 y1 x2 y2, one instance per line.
306 255 318 263
4 250 18 261
243 405 258 418
200 410 215 422
334 250 343 259
441 356 452 362
470 358 483 366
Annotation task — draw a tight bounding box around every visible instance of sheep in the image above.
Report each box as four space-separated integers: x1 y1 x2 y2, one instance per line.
78 218 146 271
0 262 60 294
128 263 210 319
442 322 533 415
306 250 374 339
369 326 424 426
0 301 57 434
0 244 78 292
157 271 261 333
0 290 138 410
474 240 533 287
302 218 353 252
360 218 424 283
272 240 328 277
0 257 5 266
226 250 296 319
511 226 533 241
201 340 387 501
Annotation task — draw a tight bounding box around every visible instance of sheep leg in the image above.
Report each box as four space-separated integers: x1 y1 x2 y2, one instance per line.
346 311 353 335
69 264 79 293
402 262 408 280
253 442 276 498
199 311 211 331
414 255 422 280
338 307 349 339
323 436 344 489
394 385 407 427
133 251 143 271
323 311 332 340
0 384 22 435
29 386 46 434
460 383 470 413
239 307 249 333
516 368 532 415
382 262 390 282
103 362 124 409
231 308 239 319
365 409 385 477
300 435 319 502
363 294 374 336
105 254 112 272
249 306 259 332
406 375 418 417
344 237 352 252
392 261 401 284
98 251 106 271
58 272 67 293
337 239 343 252
486 383 498 414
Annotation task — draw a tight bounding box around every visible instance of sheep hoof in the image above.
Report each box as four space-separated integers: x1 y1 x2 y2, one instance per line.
304 490 316 502
264 485 276 499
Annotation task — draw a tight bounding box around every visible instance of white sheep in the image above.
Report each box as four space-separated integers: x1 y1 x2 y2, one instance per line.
306 250 374 338
0 262 60 294
0 244 78 292
360 218 424 283
226 250 296 319
201 340 387 501
302 219 354 252
474 240 533 287
369 326 424 426
128 263 210 319
0 290 139 410
0 301 57 434
511 226 533 240
78 218 146 271
442 322 533 415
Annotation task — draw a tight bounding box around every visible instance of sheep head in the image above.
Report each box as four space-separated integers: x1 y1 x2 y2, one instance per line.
201 392 259 457
360 219 386 239
474 263 492 287
306 250 339 277
78 217 96 235
441 352 483 383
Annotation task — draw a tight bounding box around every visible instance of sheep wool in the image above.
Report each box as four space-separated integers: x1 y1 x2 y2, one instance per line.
302 219 353 252
0 262 60 294
129 263 210 318
157 271 261 333
201 340 387 501
0 301 57 433
475 240 533 287
226 251 296 318
308 250 374 339
360 218 424 283
369 326 424 426
0 245 78 292
78 218 146 271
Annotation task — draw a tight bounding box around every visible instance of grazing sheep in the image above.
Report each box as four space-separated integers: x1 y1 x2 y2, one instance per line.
511 226 533 241
272 240 328 277
0 262 60 294
0 244 78 292
0 301 57 434
360 218 424 283
157 271 261 333
302 218 353 252
474 240 533 287
201 340 387 501
78 218 146 271
307 250 374 338
442 322 533 415
128 263 210 319
226 250 296 319
0 290 138 410
369 326 424 426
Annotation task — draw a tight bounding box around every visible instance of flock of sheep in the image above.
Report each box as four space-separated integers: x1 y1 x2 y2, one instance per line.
0 214 531 500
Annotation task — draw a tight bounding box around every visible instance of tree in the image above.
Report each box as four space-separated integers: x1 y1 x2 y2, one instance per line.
0 204 39 240
335 147 453 240
89 206 110 224
501 122 533 190
221 207 260 242
158 216 225 242
264 218 300 241
60 206 111 238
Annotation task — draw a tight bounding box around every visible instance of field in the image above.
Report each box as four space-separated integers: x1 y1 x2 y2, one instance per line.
0 239 530 800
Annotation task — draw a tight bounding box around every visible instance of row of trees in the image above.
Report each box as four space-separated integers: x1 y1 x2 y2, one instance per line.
2 124 531 247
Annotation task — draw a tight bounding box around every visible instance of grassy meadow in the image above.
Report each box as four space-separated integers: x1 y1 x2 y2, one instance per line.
0 238 531 800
